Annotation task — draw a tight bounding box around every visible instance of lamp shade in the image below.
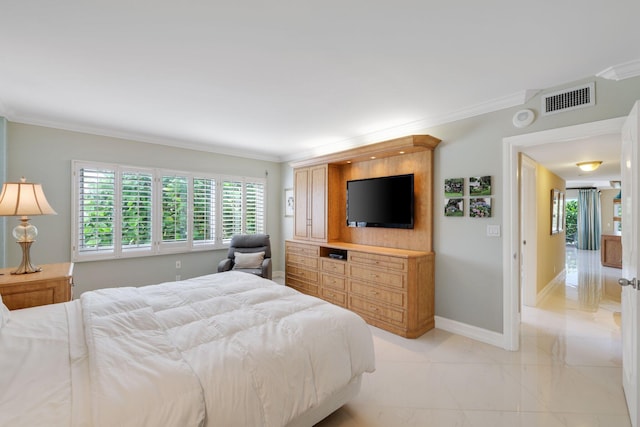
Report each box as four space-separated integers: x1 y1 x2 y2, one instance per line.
0 179 57 216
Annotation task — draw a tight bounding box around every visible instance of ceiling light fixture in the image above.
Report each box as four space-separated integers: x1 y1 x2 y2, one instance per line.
576 161 602 172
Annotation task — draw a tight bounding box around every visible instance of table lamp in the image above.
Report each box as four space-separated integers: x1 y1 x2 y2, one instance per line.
0 177 57 274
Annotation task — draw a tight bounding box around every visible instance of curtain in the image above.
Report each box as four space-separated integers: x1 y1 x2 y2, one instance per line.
576 189 601 250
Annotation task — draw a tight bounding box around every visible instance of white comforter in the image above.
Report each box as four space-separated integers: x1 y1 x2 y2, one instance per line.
80 271 375 427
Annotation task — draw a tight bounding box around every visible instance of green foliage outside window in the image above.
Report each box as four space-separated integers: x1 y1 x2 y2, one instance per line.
162 176 188 242
78 165 264 256
565 199 578 244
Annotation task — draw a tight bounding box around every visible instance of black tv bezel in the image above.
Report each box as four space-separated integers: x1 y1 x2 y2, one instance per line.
346 173 415 229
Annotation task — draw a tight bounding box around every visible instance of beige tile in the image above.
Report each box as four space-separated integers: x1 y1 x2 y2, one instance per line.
314 246 631 426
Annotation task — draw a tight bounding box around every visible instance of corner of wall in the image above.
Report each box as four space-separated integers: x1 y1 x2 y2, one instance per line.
0 117 6 267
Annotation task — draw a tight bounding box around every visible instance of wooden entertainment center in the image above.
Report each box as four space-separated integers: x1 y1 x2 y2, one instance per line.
285 135 440 338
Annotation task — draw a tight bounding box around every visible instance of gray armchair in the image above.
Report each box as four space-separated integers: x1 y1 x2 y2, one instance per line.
217 234 272 280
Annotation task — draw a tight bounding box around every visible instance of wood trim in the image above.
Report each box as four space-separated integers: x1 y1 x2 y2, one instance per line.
289 135 441 168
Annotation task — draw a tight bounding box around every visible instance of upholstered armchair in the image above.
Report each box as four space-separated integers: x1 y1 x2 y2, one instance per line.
217 234 272 280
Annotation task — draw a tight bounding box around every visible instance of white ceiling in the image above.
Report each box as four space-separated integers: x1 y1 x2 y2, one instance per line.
523 133 622 189
0 1 639 165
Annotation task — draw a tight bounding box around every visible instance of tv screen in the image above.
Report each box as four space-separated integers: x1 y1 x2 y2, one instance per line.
346 174 414 229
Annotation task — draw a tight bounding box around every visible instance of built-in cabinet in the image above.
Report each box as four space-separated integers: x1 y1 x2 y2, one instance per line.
286 240 434 338
286 135 440 338
293 165 328 241
601 198 622 269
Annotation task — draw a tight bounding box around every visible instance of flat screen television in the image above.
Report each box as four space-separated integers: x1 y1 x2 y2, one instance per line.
346 173 414 229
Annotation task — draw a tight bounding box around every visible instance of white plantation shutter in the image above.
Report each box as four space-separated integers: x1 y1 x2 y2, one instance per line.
72 161 266 261
221 179 243 243
161 175 188 244
193 177 216 244
245 181 265 234
76 166 116 256
121 170 153 253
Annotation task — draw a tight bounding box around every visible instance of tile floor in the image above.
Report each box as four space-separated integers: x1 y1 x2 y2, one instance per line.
314 246 631 426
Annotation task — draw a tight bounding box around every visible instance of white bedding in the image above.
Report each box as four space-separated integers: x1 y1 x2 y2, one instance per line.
0 271 375 427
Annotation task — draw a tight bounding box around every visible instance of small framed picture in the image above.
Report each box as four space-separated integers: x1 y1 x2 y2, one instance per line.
470 197 492 218
551 189 559 234
469 176 491 196
444 198 464 217
284 188 294 217
445 178 464 197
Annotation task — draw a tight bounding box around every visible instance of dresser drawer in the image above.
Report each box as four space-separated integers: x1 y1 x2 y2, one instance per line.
286 242 320 257
287 253 319 269
321 287 347 307
349 280 406 308
349 252 407 272
320 258 347 275
349 295 406 326
287 278 319 296
321 273 347 291
348 265 406 289
286 265 319 282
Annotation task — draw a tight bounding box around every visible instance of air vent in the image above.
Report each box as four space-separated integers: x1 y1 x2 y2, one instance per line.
542 82 595 116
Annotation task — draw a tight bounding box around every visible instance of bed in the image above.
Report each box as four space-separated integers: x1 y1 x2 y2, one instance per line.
0 271 375 427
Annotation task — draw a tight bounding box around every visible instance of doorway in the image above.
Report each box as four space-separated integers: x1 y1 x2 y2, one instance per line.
502 117 626 351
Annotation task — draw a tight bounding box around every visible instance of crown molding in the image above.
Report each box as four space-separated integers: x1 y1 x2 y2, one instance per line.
596 58 640 81
5 88 541 164
4 113 282 163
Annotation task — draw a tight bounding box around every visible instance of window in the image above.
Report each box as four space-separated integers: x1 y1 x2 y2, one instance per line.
72 161 266 261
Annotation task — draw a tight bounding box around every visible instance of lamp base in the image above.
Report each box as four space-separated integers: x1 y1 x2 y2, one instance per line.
11 241 42 275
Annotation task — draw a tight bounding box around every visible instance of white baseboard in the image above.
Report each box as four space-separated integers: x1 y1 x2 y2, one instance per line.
537 269 565 305
435 315 505 349
273 270 285 279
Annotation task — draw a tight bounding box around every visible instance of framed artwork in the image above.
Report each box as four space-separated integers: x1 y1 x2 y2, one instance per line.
444 198 464 217
284 188 294 217
557 191 565 232
469 197 492 218
445 178 464 197
469 176 491 196
550 189 564 234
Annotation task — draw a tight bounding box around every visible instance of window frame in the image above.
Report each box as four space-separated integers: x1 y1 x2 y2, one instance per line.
72 160 267 262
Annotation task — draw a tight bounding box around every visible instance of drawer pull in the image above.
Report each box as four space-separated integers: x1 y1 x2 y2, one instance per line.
371 307 379 312
328 292 335 297
369 290 379 295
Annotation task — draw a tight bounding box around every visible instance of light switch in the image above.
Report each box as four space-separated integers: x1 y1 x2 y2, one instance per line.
487 225 501 237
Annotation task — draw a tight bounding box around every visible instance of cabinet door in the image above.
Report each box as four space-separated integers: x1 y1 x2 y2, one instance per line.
294 168 310 239
309 165 327 241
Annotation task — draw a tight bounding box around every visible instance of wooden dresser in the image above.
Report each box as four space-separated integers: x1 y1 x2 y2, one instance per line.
286 241 434 338
0 262 74 310
601 234 622 268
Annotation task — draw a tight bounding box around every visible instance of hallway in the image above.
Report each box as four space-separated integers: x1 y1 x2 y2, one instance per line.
317 246 630 426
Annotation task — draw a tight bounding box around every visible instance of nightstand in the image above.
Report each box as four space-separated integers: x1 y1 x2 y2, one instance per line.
0 262 74 310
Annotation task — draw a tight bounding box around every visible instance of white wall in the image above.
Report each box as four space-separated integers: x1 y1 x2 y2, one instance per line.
601 188 620 235
3 124 283 294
